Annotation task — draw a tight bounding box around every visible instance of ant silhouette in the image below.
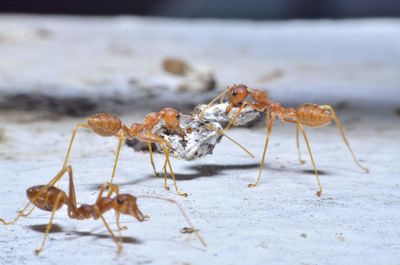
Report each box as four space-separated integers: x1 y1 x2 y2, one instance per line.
199 84 368 196
0 166 207 255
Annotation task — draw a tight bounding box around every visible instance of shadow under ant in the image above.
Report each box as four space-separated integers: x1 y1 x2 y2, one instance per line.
68 231 142 245
28 224 64 233
154 163 262 181
88 162 331 190
27 224 141 245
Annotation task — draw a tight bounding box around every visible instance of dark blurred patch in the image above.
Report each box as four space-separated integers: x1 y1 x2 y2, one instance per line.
301 169 329 176
395 108 400 117
70 231 141 244
28 223 64 233
0 129 5 143
34 27 53 39
1 0 400 19
0 94 97 117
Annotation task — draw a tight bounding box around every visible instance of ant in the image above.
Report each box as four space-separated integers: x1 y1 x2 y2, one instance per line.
0 166 207 255
63 108 254 197
200 84 369 196
62 108 189 196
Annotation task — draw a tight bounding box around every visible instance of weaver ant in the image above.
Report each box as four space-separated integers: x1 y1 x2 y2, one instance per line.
0 166 206 255
62 108 254 197
62 108 188 196
200 84 369 196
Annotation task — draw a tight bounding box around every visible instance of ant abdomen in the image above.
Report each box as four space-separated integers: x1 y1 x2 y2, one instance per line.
296 104 332 128
87 113 122 137
27 186 67 212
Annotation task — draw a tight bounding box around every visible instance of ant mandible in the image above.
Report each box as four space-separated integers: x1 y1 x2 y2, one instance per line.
0 166 206 255
200 84 369 196
62 107 188 196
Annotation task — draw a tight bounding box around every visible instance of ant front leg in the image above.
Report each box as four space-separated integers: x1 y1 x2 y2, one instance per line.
141 133 188 197
63 123 90 168
147 142 159 177
322 105 369 173
95 207 123 253
115 213 127 230
249 111 275 188
224 101 258 131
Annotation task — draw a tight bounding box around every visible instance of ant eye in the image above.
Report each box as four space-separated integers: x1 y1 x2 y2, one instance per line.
117 198 124 205
176 113 180 119
231 91 238 97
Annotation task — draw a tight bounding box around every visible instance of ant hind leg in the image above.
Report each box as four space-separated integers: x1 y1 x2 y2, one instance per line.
322 105 369 173
34 193 64 255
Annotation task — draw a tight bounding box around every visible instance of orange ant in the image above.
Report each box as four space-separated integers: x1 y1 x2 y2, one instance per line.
62 108 189 196
63 108 254 197
200 84 369 196
0 166 207 255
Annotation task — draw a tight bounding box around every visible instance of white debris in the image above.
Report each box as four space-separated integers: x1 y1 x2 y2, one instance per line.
193 102 263 127
127 115 223 160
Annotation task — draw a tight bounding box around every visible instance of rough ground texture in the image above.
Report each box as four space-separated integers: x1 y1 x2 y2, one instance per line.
0 15 400 265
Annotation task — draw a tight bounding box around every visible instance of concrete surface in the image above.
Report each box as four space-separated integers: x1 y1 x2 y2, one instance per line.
1 107 399 265
0 15 400 265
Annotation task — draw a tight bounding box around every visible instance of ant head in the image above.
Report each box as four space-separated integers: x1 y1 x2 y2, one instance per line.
112 194 145 222
129 123 144 137
159 108 181 129
227 84 249 106
143 112 160 129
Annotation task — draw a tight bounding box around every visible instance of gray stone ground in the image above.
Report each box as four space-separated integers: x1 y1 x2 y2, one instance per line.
0 15 400 265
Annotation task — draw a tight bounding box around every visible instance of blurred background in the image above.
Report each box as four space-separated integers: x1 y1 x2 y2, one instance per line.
0 1 399 117
2 0 400 19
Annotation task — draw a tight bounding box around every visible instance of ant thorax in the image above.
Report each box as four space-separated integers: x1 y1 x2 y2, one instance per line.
194 102 263 127
126 114 223 160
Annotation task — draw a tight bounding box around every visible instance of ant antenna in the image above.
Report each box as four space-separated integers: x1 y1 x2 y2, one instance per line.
136 195 207 247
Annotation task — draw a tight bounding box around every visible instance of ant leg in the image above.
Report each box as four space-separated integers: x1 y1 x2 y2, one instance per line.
138 136 170 190
34 193 64 255
160 156 170 191
249 112 275 188
322 105 369 173
95 207 123 253
0 167 69 225
0 202 33 225
298 124 323 197
63 123 89 168
161 141 188 197
147 142 159 177
115 213 127 230
197 121 255 158
224 101 258 131
136 195 207 247
109 132 125 184
296 123 306 165
224 104 245 131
